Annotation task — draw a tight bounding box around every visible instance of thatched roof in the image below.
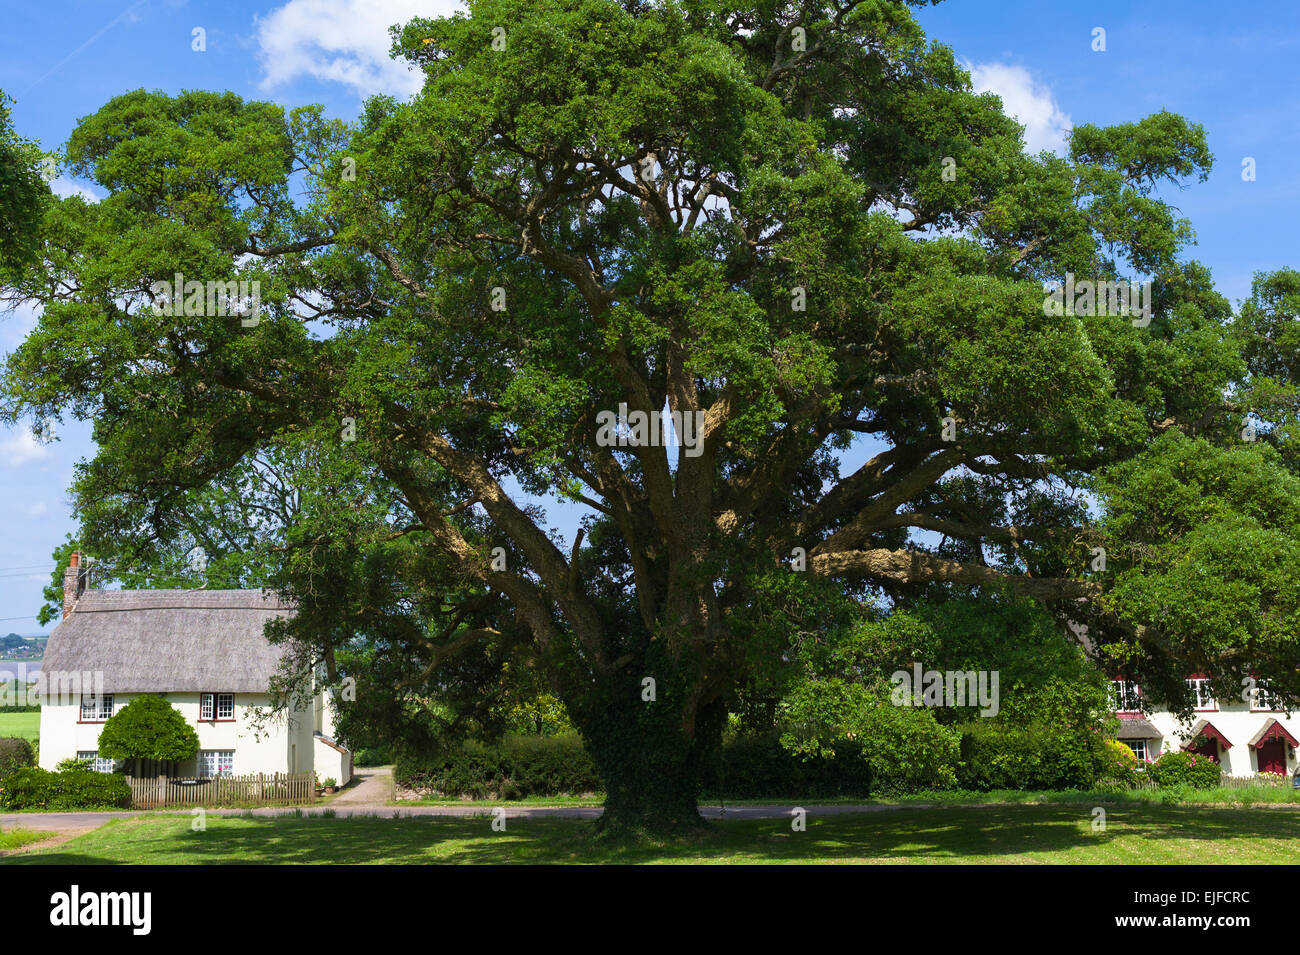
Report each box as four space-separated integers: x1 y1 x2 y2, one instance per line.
1115 716 1161 740
43 590 294 693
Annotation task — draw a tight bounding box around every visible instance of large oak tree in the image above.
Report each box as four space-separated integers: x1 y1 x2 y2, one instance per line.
6 0 1300 832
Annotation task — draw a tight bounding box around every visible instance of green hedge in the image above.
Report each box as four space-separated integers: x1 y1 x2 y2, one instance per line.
0 764 131 810
396 734 601 799
0 737 35 779
353 746 395 767
957 722 1107 791
702 734 872 799
396 733 873 800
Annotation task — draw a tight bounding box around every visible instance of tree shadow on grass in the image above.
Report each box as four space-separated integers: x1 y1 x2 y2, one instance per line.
6 805 1300 865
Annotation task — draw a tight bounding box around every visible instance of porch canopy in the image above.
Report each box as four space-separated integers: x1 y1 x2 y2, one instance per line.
1248 719 1299 749
1184 719 1232 751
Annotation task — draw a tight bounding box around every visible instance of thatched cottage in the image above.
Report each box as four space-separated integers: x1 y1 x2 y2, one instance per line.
37 552 352 784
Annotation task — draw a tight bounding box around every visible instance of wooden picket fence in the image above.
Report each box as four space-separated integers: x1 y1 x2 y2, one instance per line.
1219 773 1293 789
1124 771 1294 792
126 772 317 809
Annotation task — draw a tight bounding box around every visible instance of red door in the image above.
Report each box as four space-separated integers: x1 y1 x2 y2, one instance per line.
1257 739 1287 775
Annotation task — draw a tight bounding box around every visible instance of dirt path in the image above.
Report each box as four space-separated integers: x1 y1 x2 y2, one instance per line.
329 767 393 805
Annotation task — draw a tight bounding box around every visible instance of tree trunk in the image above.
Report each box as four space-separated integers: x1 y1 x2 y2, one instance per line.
579 689 725 838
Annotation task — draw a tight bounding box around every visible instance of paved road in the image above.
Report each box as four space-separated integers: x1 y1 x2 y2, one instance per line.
2 803 929 831
1 765 933 832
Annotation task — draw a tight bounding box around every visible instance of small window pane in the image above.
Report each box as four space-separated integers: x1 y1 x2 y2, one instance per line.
216 694 234 720
81 695 113 720
76 750 116 773
197 750 235 778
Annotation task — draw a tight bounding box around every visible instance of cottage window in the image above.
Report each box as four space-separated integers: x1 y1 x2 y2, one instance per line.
197 750 235 778
1187 678 1216 711
1110 681 1141 713
1252 682 1283 711
80 694 113 721
76 751 117 773
1124 740 1147 762
200 692 235 720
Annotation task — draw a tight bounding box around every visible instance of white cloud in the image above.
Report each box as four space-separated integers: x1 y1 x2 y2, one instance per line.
255 0 465 98
0 301 40 353
50 176 102 203
25 502 48 519
0 430 53 468
966 62 1071 155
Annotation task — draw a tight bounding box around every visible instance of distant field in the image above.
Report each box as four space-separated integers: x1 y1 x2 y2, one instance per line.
0 711 39 742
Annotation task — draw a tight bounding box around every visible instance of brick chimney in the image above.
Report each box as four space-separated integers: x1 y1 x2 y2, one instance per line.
63 551 87 618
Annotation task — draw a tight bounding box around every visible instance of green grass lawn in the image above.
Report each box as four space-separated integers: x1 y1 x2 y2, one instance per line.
0 711 39 742
0 827 43 851
395 785 1300 809
6 805 1300 864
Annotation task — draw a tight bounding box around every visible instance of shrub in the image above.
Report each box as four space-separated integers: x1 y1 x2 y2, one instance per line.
353 746 394 767
958 722 1107 791
1097 739 1141 788
853 702 960 795
397 732 879 800
702 734 873 799
396 734 600 799
96 695 200 772
0 764 131 810
1147 750 1222 789
0 737 35 779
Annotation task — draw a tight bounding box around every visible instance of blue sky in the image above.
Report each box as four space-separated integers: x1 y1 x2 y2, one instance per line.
1 0 1296 633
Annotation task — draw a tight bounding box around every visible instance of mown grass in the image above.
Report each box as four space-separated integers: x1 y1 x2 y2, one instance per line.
394 784 1300 809
0 711 39 742
6 804 1300 864
0 827 44 851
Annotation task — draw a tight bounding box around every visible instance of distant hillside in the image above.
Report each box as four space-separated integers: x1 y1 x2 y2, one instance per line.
0 632 46 659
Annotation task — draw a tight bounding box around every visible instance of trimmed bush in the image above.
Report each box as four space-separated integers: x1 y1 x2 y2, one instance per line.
0 764 131 810
1147 749 1222 789
703 734 873 799
958 722 1107 791
0 736 35 779
97 695 199 772
397 733 877 800
397 734 600 799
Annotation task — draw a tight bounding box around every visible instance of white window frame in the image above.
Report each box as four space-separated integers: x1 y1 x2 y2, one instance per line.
1252 682 1284 712
200 692 235 720
1111 680 1141 713
1187 678 1217 711
80 694 113 721
197 750 235 778
76 750 117 773
1124 740 1147 762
